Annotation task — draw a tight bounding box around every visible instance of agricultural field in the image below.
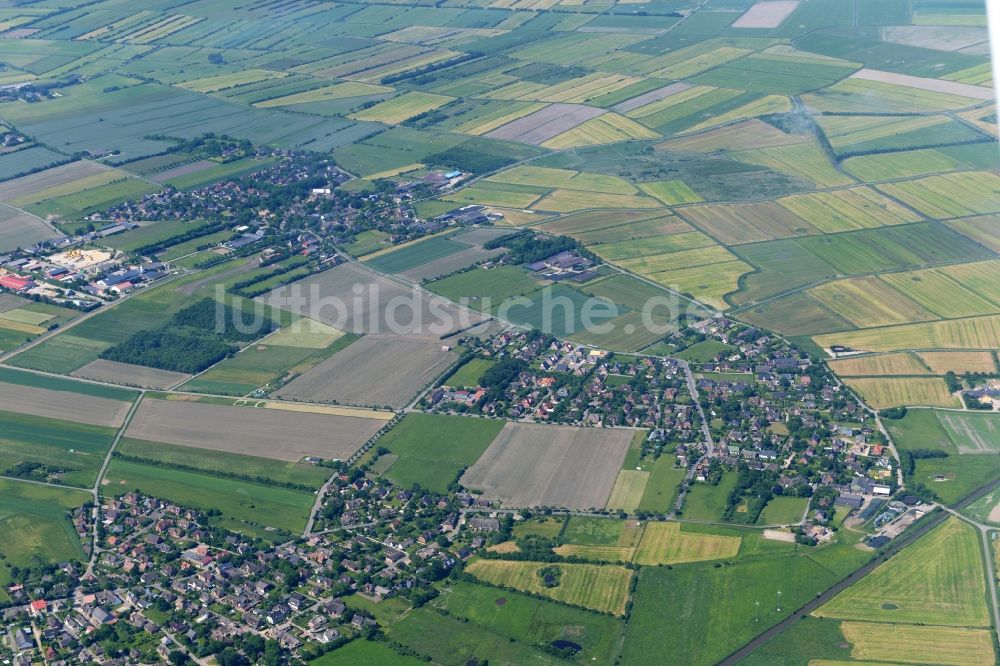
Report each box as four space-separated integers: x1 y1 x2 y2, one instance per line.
815 517 990 627
0 479 90 566
374 413 504 493
123 396 383 462
464 559 633 615
844 377 960 409
460 422 632 510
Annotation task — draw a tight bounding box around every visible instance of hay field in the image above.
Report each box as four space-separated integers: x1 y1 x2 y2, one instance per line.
349 91 453 124
843 148 966 181
840 622 996 666
72 359 190 389
877 171 1000 219
646 261 749 310
0 380 131 428
777 188 920 233
678 201 819 245
542 113 659 149
486 166 636 194
464 560 633 615
275 335 455 409
605 470 650 512
460 422 631 510
808 277 936 328
845 377 960 409
638 180 703 205
816 517 990 627
918 351 997 374
880 269 1000 319
534 189 661 213
937 412 1000 454
632 522 741 565
828 352 931 377
0 204 59 251
814 314 1000 353
124 398 382 462
938 260 1000 306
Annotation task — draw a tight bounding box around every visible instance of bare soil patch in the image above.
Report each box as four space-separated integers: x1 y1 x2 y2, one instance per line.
732 1 798 28
460 422 632 510
851 68 994 100
73 359 191 390
613 82 692 113
487 103 605 145
124 398 382 461
275 334 457 409
0 381 132 427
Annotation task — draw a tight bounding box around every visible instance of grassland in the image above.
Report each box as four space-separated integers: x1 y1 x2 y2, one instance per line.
375 413 504 493
757 496 808 525
446 358 495 388
682 474 738 521
636 454 686 514
632 522 741 565
816 517 990 627
0 479 89 566
464 559 633 615
310 641 426 666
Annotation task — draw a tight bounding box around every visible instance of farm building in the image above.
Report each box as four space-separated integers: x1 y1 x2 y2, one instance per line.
0 274 33 291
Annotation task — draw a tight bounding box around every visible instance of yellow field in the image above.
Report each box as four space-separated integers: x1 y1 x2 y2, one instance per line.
678 200 819 245
0 318 45 335
443 186 541 209
534 73 644 104
732 142 854 187
684 94 792 134
660 118 810 152
645 260 749 310
366 163 423 180
817 114 951 149
776 187 920 233
605 470 650 512
918 351 998 374
814 314 1000 353
840 622 996 666
809 276 936 328
452 102 547 135
845 377 960 408
638 180 703 205
632 522 741 565
828 352 931 377
880 268 1000 319
804 78 982 113
937 260 1000 305
348 91 453 124
255 81 392 108
180 69 287 94
464 559 634 615
533 189 661 212
617 244 737 274
487 166 636 194
542 113 659 149
263 402 395 421
816 518 990 626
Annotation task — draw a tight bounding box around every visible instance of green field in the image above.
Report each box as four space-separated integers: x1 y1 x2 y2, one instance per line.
757 496 808 525
0 479 90 566
432 580 623 664
364 236 468 274
0 409 118 487
309 640 426 666
427 266 543 307
637 454 686 514
445 357 495 388
104 459 314 539
376 413 504 493
816 517 990 627
675 340 735 363
682 473 738 521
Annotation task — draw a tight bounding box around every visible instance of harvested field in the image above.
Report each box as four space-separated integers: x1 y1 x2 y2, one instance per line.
263 403 393 420
460 422 632 510
632 522 741 565
880 269 1000 319
828 352 931 377
275 335 457 409
464 560 633 615
851 68 993 101
541 113 659 149
840 622 996 666
776 188 920 233
0 380 131 428
877 171 1000 219
918 351 997 375
349 92 453 125
534 189 661 213
124 398 382 462
816 517 990 626
731 1 798 28
658 119 809 153
72 359 190 390
814 315 1000 354
264 263 483 338
485 103 605 145
808 277 936 328
845 377 960 409
678 201 818 245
